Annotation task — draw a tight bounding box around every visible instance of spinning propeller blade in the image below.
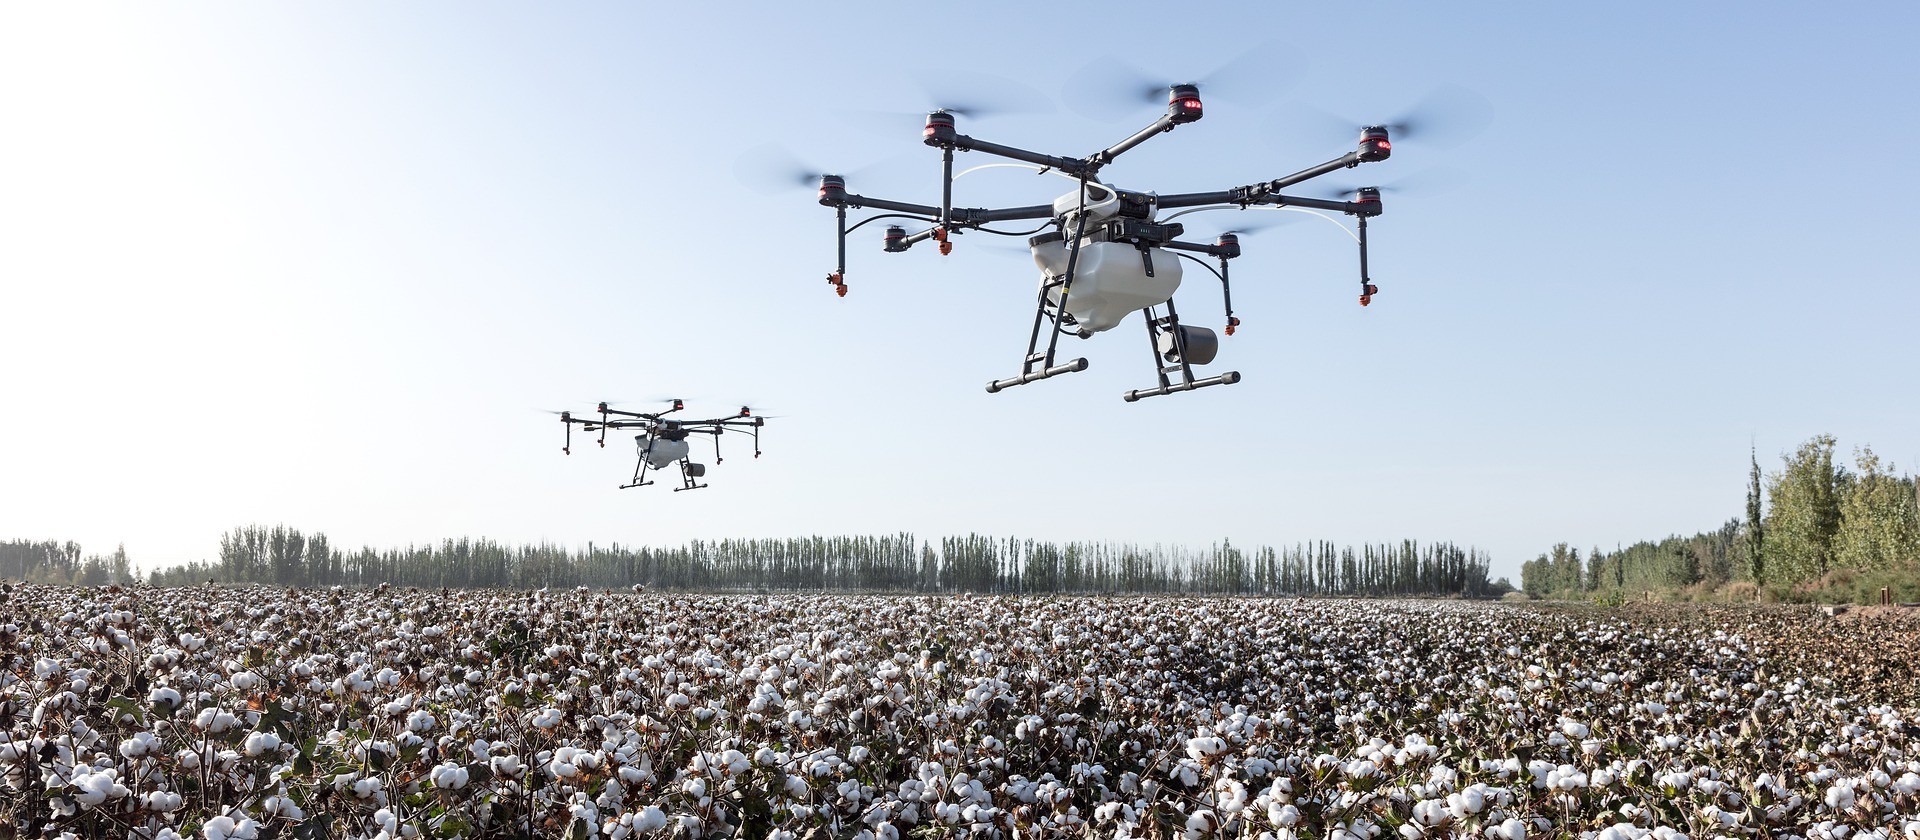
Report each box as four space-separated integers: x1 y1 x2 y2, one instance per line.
1373 84 1494 149
1270 85 1494 152
906 69 1056 120
840 71 1056 138
1062 41 1296 122
733 145 894 194
1308 165 1469 200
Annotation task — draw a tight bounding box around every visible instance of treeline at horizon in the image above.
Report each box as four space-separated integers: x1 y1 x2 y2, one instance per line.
1522 434 1920 603
3 526 1508 597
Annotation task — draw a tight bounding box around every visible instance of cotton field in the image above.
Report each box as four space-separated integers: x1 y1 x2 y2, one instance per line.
4 585 1918 840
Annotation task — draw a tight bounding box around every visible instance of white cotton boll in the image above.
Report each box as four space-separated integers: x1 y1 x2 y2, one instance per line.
1826 784 1855 810
353 777 382 799
262 795 305 820
432 762 470 790
1412 799 1447 827
1559 719 1590 738
149 687 182 710
194 708 239 734
1183 810 1221 840
230 672 260 691
175 748 203 770
242 731 282 758
492 755 522 776
1174 761 1201 788
531 708 563 730
1446 786 1485 818
119 732 160 759
1186 736 1226 761
69 769 129 807
202 816 260 840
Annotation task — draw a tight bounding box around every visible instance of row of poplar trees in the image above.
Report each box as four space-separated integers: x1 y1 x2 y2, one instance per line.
1521 435 1920 596
79 526 1505 597
0 541 132 587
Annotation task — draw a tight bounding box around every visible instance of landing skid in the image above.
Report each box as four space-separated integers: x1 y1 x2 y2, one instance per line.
987 273 1090 394
1122 299 1241 402
672 460 708 492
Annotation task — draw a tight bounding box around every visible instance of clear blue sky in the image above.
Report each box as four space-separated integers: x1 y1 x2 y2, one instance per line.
4 2 1916 582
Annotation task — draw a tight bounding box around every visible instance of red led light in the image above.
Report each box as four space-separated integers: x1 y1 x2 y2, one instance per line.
1377 140 1391 150
1178 99 1201 110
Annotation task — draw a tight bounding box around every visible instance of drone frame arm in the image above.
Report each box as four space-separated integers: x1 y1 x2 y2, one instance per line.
1088 111 1186 171
1155 149 1371 210
940 132 1093 179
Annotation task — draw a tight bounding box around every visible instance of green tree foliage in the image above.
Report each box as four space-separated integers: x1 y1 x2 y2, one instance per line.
1745 446 1766 583
1527 434 1919 600
0 540 133 585
1521 521 1741 598
1765 434 1851 583
130 524 1505 597
1834 447 1920 571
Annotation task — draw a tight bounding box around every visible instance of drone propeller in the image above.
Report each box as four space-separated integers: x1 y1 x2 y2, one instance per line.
907 69 1055 121
1062 41 1296 123
836 70 1056 140
1271 85 1494 152
732 145 899 195
1307 165 1468 200
1208 212 1305 237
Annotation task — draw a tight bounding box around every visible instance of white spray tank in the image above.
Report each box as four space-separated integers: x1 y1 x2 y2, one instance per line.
1029 183 1181 334
638 435 690 469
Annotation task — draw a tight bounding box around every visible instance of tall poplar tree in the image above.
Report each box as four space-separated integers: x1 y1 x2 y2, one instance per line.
1745 445 1765 583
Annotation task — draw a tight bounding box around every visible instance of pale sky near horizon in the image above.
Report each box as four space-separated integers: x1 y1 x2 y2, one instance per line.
4 2 1917 583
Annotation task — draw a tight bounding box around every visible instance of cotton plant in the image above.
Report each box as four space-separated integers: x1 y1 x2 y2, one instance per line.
5 585 1919 838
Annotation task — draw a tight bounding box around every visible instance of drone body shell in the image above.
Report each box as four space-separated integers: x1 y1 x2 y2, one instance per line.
641 436 690 469
1032 240 1182 333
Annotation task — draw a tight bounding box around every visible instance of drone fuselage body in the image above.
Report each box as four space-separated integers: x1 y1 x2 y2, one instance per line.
1029 183 1183 334
641 436 690 469
1031 239 1181 334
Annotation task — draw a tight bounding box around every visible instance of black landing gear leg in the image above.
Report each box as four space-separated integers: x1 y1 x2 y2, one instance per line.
987 212 1092 394
672 460 709 492
1122 298 1241 402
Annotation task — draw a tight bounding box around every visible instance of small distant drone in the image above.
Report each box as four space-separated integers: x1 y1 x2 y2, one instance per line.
816 83 1393 401
556 400 766 491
